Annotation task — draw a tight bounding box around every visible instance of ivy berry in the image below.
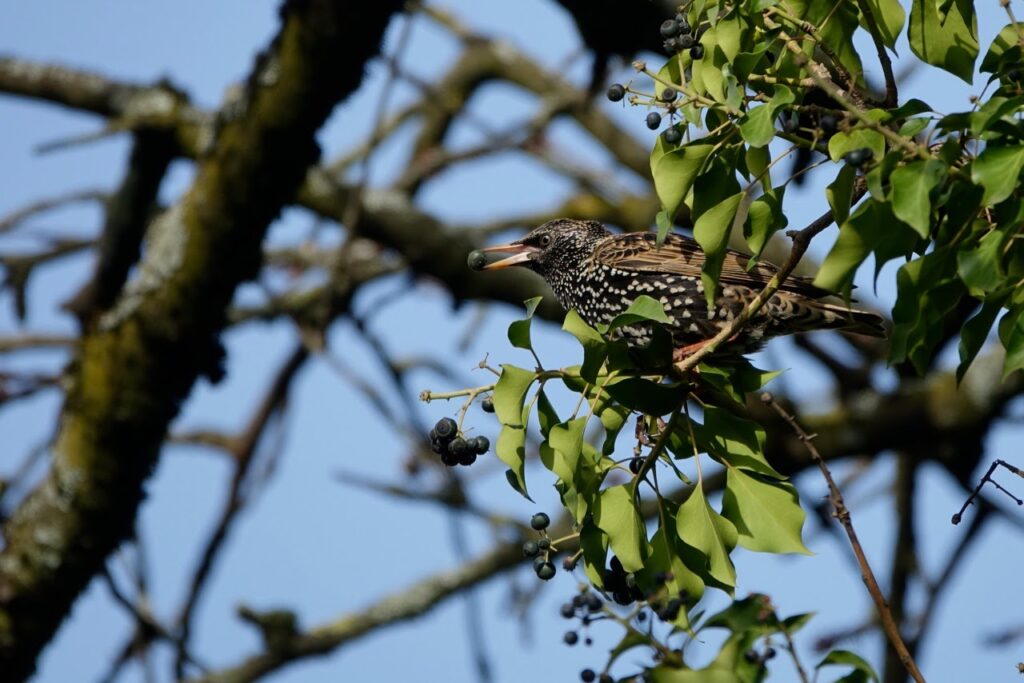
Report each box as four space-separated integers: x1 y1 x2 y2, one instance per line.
645 112 662 130
606 83 625 102
530 512 551 530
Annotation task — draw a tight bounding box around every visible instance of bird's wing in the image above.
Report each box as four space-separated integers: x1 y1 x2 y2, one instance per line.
592 232 829 298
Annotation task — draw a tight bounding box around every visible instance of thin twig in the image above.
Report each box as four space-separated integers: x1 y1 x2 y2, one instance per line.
854 0 898 107
952 459 1024 524
761 392 926 683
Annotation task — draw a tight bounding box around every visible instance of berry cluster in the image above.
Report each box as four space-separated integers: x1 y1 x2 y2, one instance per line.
522 512 557 580
559 589 614 682
660 14 704 60
744 645 778 666
430 417 489 467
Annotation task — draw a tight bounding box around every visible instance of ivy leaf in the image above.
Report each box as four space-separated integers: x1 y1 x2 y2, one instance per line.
890 159 946 238
998 306 1024 379
606 294 671 330
816 649 880 683
957 297 1005 382
971 145 1024 206
828 124 885 163
695 405 781 478
651 143 714 225
594 484 647 572
649 667 741 683
579 521 608 590
826 164 857 228
958 230 1007 296
506 296 542 351
599 402 631 455
908 0 979 83
493 364 535 428
676 485 737 590
721 468 811 555
860 0 905 49
738 85 794 147
562 310 608 383
547 417 587 485
642 522 705 619
744 186 787 260
493 365 535 498
693 192 744 309
981 23 1024 73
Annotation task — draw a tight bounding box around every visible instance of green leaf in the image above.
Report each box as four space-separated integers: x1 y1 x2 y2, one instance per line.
546 417 587 486
890 159 946 238
860 0 905 48
816 649 880 683
651 143 714 222
607 294 671 330
594 485 647 572
828 124 884 163
562 310 608 383
579 521 608 590
957 297 1005 382
908 0 979 83
493 365 536 498
676 485 737 590
826 164 857 228
971 145 1024 206
998 306 1024 379
738 85 794 146
696 405 781 478
536 389 561 438
814 199 917 297
510 297 542 352
744 186 787 259
649 667 741 683
642 523 705 614
705 593 779 631
693 192 744 308
605 377 689 416
980 23 1024 73
721 468 811 554
958 230 1007 296
493 364 535 428
598 402 630 456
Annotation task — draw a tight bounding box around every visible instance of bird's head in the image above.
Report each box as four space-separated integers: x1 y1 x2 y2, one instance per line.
476 219 610 278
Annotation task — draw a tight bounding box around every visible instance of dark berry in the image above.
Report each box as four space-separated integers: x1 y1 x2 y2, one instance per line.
629 456 644 474
659 87 677 103
637 610 647 622
660 19 680 38
481 396 495 413
467 250 489 271
843 147 872 167
448 437 468 457
606 83 626 102
782 111 800 133
663 38 679 53
440 449 459 467
653 572 669 584
612 590 633 606
538 537 551 550
678 20 691 34
585 637 593 646
744 650 760 663
585 593 602 611
820 114 837 134
533 555 548 572
764 647 777 660
573 593 587 608
610 556 625 575
564 630 579 646
690 44 704 60
536 561 556 580
472 435 490 454
678 34 694 49
457 448 477 466
523 540 540 557
434 417 457 439
645 112 662 130
658 598 682 621
431 439 445 455
561 602 576 618
531 512 551 530
581 669 596 682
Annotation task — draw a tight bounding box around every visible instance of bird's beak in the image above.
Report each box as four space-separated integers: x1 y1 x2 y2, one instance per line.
478 242 540 270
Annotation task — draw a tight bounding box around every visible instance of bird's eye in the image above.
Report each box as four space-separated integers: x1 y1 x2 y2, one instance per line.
539 234 552 247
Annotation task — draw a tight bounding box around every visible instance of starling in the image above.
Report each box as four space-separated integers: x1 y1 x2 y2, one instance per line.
476 219 885 357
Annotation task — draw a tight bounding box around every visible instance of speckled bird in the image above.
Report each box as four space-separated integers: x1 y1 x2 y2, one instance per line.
477 219 885 356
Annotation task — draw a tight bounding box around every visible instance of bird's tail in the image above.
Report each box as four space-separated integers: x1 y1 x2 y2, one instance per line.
806 301 887 338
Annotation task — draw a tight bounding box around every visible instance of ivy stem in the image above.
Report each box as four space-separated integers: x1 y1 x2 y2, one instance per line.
761 392 926 683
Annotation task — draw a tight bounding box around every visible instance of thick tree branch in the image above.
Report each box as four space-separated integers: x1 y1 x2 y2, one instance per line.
0 2 404 678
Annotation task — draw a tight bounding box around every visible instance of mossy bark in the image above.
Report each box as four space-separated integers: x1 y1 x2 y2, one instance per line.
0 1 404 678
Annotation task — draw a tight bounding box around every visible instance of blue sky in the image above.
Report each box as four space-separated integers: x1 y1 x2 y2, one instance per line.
1 1 1023 682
